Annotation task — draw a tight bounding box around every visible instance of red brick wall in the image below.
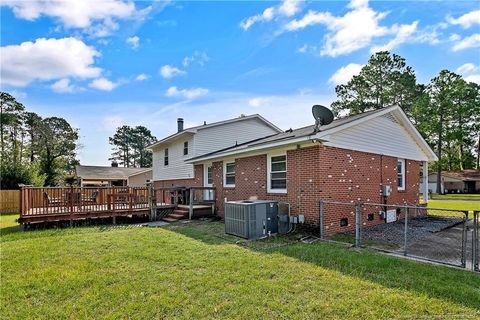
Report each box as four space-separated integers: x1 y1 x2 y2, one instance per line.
152 145 421 235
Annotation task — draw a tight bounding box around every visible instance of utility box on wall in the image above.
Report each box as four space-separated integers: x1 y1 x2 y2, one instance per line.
224 200 278 239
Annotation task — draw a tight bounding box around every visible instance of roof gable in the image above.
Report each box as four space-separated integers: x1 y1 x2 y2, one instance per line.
186 106 437 163
147 114 282 150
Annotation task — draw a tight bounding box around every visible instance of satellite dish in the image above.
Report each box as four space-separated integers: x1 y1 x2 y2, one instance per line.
312 105 334 131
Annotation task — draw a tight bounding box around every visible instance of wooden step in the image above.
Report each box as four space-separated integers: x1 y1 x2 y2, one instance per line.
169 213 185 219
161 216 179 223
173 209 188 216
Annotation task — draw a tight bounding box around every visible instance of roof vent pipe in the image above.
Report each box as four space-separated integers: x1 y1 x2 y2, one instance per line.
177 118 184 132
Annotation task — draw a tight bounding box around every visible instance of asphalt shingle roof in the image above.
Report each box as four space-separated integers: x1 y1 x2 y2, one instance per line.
75 165 150 179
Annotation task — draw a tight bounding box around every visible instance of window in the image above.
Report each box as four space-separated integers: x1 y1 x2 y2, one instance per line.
224 162 236 187
367 213 374 221
268 154 287 192
183 141 188 155
164 148 169 166
207 166 213 185
397 159 405 191
340 218 348 227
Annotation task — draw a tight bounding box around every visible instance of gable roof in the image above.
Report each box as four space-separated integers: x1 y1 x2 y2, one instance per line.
186 105 437 163
442 170 480 181
75 165 149 180
147 114 282 150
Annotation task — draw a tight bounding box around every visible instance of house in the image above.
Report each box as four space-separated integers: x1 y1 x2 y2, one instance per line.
75 164 151 187
147 115 282 187
150 106 437 234
420 170 480 194
127 168 153 187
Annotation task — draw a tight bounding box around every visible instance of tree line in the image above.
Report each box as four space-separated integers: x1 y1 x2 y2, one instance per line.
332 51 480 193
0 92 79 188
109 125 156 168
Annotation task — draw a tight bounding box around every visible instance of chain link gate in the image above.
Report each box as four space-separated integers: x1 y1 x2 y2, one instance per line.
319 200 479 272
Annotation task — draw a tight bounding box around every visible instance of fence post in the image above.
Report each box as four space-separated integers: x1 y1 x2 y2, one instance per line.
461 210 468 268
355 204 360 248
404 205 408 256
319 200 324 240
473 211 479 272
69 185 74 227
189 188 194 220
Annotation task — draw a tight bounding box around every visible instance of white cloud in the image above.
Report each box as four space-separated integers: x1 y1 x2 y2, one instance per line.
452 33 480 51
88 78 118 91
285 0 390 57
165 86 209 100
447 10 480 29
370 21 418 53
449 33 461 41
329 63 363 86
456 63 478 75
248 97 271 107
456 63 480 85
2 0 143 37
465 75 480 85
240 0 302 30
135 73 149 81
0 37 102 87
126 36 140 49
278 0 302 17
159 65 186 79
51 78 79 93
182 51 210 67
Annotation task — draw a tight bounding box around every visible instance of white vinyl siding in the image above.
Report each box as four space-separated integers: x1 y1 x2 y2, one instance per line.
193 118 279 157
152 136 195 180
267 153 287 193
324 114 427 161
152 117 279 181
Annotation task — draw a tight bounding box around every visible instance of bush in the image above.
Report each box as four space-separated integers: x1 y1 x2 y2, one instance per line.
0 162 46 189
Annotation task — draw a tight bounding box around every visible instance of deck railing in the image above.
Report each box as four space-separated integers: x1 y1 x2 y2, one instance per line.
19 185 216 224
21 186 150 217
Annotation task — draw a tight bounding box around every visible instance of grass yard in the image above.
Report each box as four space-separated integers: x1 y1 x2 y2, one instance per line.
430 194 480 201
426 199 480 217
1 213 480 319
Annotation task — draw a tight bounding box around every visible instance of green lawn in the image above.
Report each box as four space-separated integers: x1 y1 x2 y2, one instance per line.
426 199 480 217
1 214 479 319
430 194 480 201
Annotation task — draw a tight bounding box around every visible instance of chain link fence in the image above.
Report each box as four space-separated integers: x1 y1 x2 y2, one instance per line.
319 200 479 272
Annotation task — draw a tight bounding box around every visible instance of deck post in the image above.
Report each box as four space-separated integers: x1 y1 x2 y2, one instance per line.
189 189 194 220
69 185 74 227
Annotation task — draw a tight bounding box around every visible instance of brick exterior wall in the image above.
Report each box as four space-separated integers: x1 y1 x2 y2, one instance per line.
153 145 421 235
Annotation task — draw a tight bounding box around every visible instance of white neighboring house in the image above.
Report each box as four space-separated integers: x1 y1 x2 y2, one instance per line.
147 115 282 182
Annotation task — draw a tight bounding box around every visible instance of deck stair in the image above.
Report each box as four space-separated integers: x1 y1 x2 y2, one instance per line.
160 204 213 222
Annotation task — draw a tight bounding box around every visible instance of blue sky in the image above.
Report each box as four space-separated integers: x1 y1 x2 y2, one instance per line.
1 0 479 165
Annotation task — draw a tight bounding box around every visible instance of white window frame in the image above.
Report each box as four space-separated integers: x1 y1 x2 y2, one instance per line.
204 163 213 187
183 141 188 156
397 159 406 191
267 153 287 193
224 161 236 188
164 148 169 166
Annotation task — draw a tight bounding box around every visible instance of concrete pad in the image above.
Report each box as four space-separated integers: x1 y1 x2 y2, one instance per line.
136 221 170 227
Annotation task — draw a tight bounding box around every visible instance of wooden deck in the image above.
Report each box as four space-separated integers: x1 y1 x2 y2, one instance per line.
19 186 216 226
